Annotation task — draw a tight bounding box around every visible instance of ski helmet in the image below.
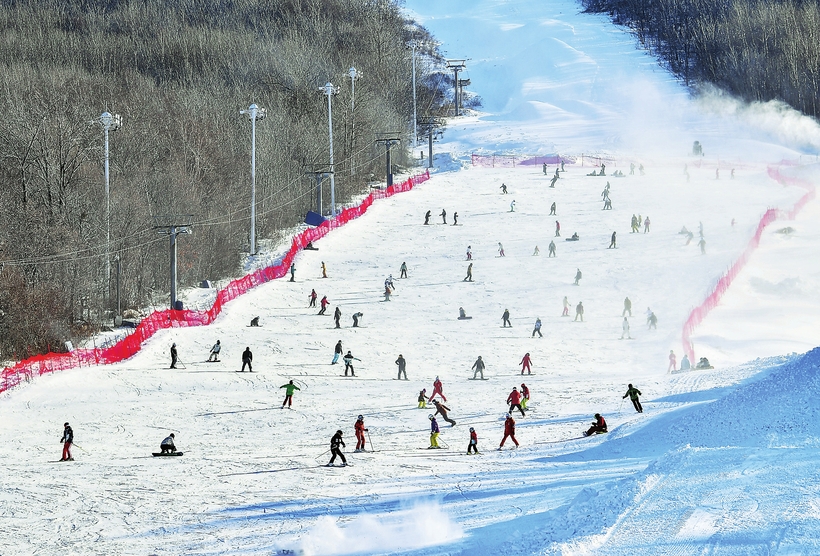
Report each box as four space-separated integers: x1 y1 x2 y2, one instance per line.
169 433 175 438
469 427 474 432
64 422 69 427
336 430 343 435
357 415 363 421
506 413 511 418
428 414 434 420
513 386 517 390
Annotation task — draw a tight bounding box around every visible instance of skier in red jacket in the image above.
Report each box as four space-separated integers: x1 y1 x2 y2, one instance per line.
507 387 526 416
467 427 479 454
354 415 368 452
499 414 519 449
319 295 329 315
584 413 608 436
429 376 447 402
520 352 532 375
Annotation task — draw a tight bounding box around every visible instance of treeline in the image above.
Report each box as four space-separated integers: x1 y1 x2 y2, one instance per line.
581 0 820 117
0 0 447 359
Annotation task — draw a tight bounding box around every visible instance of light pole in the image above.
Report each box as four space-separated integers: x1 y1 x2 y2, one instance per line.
239 103 266 255
348 67 362 176
319 82 340 216
410 41 418 147
97 111 122 309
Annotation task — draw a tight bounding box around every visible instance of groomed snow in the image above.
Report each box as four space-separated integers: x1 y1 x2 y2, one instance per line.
3 0 820 554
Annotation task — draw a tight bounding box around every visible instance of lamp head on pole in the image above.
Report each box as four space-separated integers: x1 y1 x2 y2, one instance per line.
240 103 266 122
319 82 340 96
348 67 361 81
98 112 122 131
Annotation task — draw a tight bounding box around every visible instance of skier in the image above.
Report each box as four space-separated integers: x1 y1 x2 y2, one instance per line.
680 354 691 371
384 285 392 301
520 352 532 375
639 164 645 175
327 430 347 466
280 380 301 408
418 388 429 408
532 318 543 338
500 183 507 194
160 433 176 454
385 275 395 291
631 214 639 233
395 354 407 380
240 347 253 372
623 297 632 317
698 237 706 254
550 202 557 215
542 162 547 175
648 312 658 330
433 399 456 426
208 340 221 362
574 268 582 285
601 184 610 200
562 296 570 317
561 160 565 172
502 309 511 327
440 209 447 224
352 312 363 327
332 340 343 365
668 350 677 372
429 415 441 448
498 242 505 257
464 263 473 282
468 427 479 454
630 162 635 175
334 306 342 329
319 295 329 315
603 197 612 210
343 351 360 377
510 200 516 212
466 246 472 260
620 317 631 339
170 343 178 369
472 356 486 379
322 262 327 278
400 261 408 278
608 231 616 249
289 263 295 282
507 387 526 416
520 383 530 410
623 384 643 413
644 216 651 233
424 210 431 225
548 240 556 257
453 212 459 225
533 246 540 256
584 413 607 436
555 220 561 237
430 376 446 402
60 422 74 461
354 415 368 452
499 413 519 449
600 163 606 176
554 167 560 180
549 174 558 188
309 289 318 307
574 302 584 322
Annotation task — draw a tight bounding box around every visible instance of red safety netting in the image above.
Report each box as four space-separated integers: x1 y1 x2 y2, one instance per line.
0 170 430 394
470 153 576 168
681 164 816 362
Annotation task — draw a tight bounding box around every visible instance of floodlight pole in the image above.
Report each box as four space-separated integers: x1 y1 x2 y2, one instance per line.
239 103 266 255
348 67 361 176
97 111 121 308
320 83 340 216
410 41 418 147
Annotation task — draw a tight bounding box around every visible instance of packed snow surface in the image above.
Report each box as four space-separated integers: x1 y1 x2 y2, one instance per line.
3 0 820 554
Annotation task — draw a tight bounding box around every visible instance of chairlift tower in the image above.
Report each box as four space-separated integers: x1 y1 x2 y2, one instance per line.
304 163 334 215
153 215 193 310
418 117 443 169
446 60 466 116
375 133 402 187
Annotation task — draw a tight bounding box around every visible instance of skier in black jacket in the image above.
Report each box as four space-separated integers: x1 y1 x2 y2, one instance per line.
623 384 643 413
60 422 74 461
170 343 178 369
334 307 342 329
240 347 253 372
327 430 347 466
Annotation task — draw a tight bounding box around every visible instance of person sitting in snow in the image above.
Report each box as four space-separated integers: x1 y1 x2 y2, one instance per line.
584 413 607 436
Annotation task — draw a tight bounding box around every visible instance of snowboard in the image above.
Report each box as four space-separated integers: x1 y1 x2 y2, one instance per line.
467 377 489 380
236 370 255 373
457 316 473 320
152 452 184 457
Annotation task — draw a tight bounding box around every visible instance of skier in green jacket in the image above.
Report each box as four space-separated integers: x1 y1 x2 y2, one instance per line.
280 380 301 409
623 383 643 413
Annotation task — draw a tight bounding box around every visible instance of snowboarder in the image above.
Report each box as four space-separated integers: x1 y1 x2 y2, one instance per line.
466 246 472 260
170 343 178 369
499 414 519 449
289 263 295 282
680 354 691 371
472 356 486 379
562 296 570 317
648 312 658 330
507 387 526 416
601 184 610 200
430 376 446 402
424 210 431 225
500 183 507 194
608 231 616 249
334 306 342 329
354 416 368 452
250 316 260 327
400 261 408 278
418 388 429 408
208 340 221 362
696 357 712 369
332 340 343 365
322 262 327 278
319 296 329 315
384 285 392 301
327 430 347 466
453 212 459 225
429 415 441 448
352 312 363 327
60 422 74 461
623 384 643 413
498 242 505 257
520 352 532 375
630 162 636 175
520 383 530 410
533 245 540 256
502 309 511 327
549 174 558 188
532 318 543 338
620 317 631 339
549 202 556 215
574 302 584 322
240 347 253 372
468 427 479 454
458 307 470 319
584 413 607 436
395 354 407 380
603 197 612 210
343 351 360 377
698 237 706 254
623 297 632 317
309 289 318 307
548 240 556 257
668 350 677 372
555 220 561 237
574 268 582 285
385 275 395 291
440 209 447 224
509 200 516 212
600 163 606 176
160 433 177 454
280 380 301 408
433 399 456 426
644 216 651 233
464 263 473 282
554 167 560 179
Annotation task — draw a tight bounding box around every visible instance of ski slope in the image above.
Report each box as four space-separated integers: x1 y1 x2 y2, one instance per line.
3 0 820 554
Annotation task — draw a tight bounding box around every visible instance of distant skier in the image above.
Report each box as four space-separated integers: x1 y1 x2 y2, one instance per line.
395 354 407 380
430 376 446 402
623 297 632 317
620 317 631 339
466 245 472 260
574 301 584 322
550 202 556 215
600 163 606 176
400 261 408 278
433 399 456 426
250 316 260 327
418 388 429 408
280 380 301 408
383 285 392 301
630 162 635 175
332 340 343 365
623 384 643 413
352 312 363 327
468 427 479 454
343 351 360 377
319 295 329 315
631 214 639 233
644 216 651 233
309 289 318 307
502 309 511 327
500 183 507 194
648 312 658 330
160 433 176 454
322 262 327 278
424 210 431 225
543 162 547 175
60 422 74 461
354 415 368 452
170 343 178 369
680 354 691 371
562 296 570 316
464 263 473 282
561 160 565 172
429 415 441 448
548 240 556 257
520 352 532 375
208 340 221 362
459 307 469 319
509 200 516 212
574 268 582 285
289 263 295 282
440 209 447 224
698 237 706 254
584 413 607 436
608 231 616 249
327 430 347 466
472 356 486 379
532 318 543 338
334 306 342 329
241 347 253 372
554 167 560 180
533 245 540 256
555 220 561 237
499 413 519 449
550 174 558 188
668 350 677 372
639 164 645 175
520 383 530 409
498 242 505 257
507 387 526 416
601 184 610 200
385 275 395 291
603 197 612 210
453 212 459 225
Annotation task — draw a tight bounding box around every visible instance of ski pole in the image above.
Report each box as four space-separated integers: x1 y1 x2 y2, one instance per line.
72 444 89 453
618 398 625 415
367 431 375 452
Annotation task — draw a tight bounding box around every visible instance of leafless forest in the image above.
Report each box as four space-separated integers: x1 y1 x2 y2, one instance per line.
0 0 449 358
